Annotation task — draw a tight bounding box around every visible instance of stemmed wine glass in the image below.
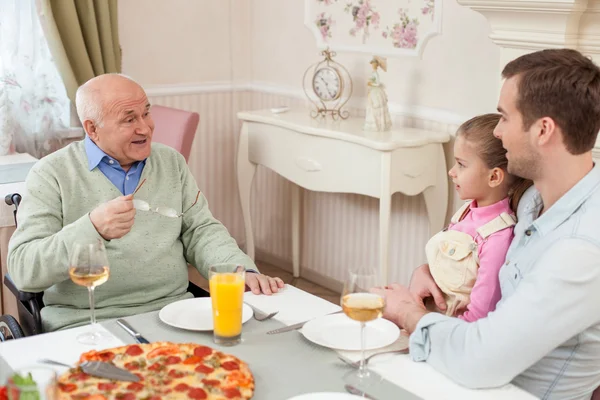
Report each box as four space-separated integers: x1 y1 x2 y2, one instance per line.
341 266 385 387
68 239 111 345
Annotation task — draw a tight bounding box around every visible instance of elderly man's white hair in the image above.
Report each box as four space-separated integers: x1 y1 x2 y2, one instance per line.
75 73 138 130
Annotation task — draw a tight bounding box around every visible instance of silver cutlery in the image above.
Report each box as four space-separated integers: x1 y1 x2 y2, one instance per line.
116 319 150 344
38 358 140 382
244 302 278 321
266 310 343 334
338 348 409 368
345 384 377 399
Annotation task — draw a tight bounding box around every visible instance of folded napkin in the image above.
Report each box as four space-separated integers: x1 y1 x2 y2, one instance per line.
369 355 538 400
0 325 124 372
243 284 341 325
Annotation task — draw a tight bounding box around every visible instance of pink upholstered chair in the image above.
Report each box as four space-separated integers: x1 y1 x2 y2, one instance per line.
151 105 199 162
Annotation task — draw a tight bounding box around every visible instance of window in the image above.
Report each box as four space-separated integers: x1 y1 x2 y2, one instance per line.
0 0 73 157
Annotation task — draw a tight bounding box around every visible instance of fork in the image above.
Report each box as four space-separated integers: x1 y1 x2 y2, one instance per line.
244 302 278 321
338 348 409 368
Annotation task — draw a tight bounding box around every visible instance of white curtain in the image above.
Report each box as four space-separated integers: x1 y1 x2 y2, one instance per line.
0 0 71 158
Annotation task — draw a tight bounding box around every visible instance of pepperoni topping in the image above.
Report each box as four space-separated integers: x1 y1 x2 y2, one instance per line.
221 361 240 371
201 379 220 387
126 382 144 392
194 365 214 374
59 383 77 393
148 345 179 359
69 372 89 381
124 362 139 371
188 388 208 399
168 369 186 378
98 382 119 391
175 383 190 392
183 356 203 365
125 345 144 356
223 388 242 398
115 393 136 400
148 363 165 372
165 356 182 365
97 351 115 362
193 346 213 358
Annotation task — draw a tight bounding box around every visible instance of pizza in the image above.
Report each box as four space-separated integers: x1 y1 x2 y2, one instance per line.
56 342 254 400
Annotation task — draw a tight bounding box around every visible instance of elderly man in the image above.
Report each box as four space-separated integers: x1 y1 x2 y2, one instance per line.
8 74 284 332
373 49 600 400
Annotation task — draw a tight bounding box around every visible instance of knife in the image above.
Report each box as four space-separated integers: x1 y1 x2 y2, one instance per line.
116 319 150 344
266 310 343 335
345 384 377 399
39 359 140 382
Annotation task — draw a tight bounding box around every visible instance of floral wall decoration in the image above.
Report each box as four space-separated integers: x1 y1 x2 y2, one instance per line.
306 0 442 57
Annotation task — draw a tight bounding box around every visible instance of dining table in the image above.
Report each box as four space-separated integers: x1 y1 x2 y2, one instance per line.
0 284 537 399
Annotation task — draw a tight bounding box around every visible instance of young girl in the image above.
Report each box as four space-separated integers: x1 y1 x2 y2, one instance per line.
425 113 531 322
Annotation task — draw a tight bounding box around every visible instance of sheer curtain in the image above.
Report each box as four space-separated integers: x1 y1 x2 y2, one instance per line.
0 0 71 158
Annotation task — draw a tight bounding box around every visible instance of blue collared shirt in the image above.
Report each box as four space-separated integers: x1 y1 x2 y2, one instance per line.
410 165 600 400
84 136 146 195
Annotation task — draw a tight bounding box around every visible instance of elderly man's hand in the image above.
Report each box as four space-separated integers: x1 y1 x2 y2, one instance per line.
246 273 285 295
371 283 428 333
409 263 447 312
90 194 136 240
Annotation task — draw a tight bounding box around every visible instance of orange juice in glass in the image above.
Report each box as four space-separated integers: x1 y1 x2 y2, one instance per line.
209 264 246 345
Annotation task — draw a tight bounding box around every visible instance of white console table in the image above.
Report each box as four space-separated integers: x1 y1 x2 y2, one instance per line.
237 109 451 284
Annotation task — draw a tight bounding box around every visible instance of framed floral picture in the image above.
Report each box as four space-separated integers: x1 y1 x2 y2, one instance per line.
305 0 442 57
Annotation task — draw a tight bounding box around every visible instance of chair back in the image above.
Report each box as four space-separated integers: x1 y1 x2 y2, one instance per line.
151 105 199 162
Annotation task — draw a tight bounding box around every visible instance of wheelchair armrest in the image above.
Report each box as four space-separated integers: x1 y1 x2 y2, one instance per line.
3 274 44 303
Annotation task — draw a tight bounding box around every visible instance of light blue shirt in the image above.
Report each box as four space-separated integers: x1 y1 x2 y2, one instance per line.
410 165 600 400
84 135 146 195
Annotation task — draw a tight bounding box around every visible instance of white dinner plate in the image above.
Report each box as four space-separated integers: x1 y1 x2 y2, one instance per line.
286 393 364 400
301 313 400 351
158 297 253 331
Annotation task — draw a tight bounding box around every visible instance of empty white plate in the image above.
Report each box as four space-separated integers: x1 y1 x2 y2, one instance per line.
301 313 400 351
159 297 253 331
286 393 363 400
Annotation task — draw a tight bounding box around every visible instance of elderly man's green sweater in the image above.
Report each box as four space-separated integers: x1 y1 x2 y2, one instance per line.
7 141 255 331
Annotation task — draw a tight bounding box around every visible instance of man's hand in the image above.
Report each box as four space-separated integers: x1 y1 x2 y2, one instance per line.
89 194 136 240
246 273 285 295
371 283 429 333
409 264 447 312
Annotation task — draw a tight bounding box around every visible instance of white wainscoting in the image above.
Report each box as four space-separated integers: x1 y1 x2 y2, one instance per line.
146 84 461 289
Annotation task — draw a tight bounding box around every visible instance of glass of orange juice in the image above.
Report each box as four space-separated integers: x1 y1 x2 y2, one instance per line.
209 263 246 346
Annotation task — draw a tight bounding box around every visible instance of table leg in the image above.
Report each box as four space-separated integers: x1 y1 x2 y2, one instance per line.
379 153 392 285
291 184 301 278
237 124 258 260
423 145 449 236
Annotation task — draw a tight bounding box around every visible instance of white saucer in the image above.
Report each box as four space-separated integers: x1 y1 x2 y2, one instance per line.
158 297 253 331
301 313 400 351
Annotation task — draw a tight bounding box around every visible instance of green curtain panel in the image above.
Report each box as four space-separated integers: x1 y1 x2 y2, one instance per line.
38 0 121 102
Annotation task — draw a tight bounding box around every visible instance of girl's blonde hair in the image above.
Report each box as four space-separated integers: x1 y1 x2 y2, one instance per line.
457 113 532 212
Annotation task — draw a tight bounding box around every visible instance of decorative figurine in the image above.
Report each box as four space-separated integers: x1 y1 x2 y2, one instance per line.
364 56 392 132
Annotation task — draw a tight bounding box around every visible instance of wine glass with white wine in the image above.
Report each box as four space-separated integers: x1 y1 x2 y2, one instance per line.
68 240 110 345
341 266 385 387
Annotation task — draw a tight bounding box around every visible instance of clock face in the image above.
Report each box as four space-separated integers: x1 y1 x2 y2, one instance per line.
312 67 341 101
